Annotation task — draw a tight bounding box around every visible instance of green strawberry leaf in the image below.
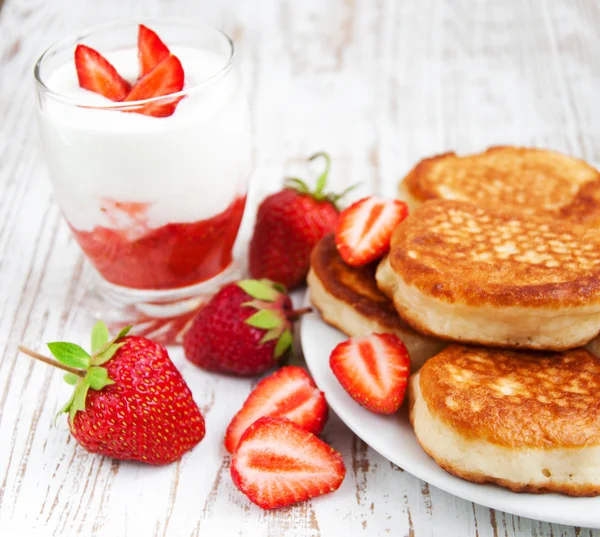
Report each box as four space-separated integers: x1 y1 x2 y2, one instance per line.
46 322 128 425
55 391 75 425
69 378 91 425
274 329 293 359
285 177 311 194
93 342 125 366
329 182 361 205
285 151 350 206
269 281 287 294
86 366 114 390
63 373 79 385
91 324 131 365
246 310 282 330
91 320 110 353
242 300 266 310
47 342 90 370
114 325 132 341
260 327 282 344
238 280 278 302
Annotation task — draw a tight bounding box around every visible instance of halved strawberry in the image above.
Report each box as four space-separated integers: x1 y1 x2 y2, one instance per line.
335 196 408 266
231 417 345 510
74 44 131 101
138 24 170 77
225 366 328 453
330 333 410 414
124 55 184 117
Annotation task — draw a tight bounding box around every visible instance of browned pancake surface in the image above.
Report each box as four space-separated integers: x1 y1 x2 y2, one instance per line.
419 345 600 449
389 200 600 308
310 234 404 331
403 146 600 223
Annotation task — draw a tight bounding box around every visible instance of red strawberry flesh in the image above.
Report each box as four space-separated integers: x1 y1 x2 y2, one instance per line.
335 196 409 266
125 54 184 117
225 366 328 453
329 333 410 414
70 195 246 290
138 24 170 76
231 417 345 509
74 44 131 101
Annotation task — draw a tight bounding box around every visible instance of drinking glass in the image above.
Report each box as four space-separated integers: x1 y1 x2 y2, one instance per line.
34 19 252 340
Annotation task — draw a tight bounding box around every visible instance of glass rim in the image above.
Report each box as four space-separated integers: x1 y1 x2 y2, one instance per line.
33 17 235 109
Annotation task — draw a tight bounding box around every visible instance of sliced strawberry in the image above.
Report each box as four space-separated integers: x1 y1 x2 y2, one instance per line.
330 333 410 414
74 44 131 101
231 417 345 509
225 366 328 453
124 55 184 117
335 196 408 266
138 24 170 77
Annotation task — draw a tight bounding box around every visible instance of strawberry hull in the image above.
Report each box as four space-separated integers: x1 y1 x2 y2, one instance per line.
71 195 246 290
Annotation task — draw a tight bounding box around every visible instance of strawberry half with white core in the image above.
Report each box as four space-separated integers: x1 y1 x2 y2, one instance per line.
225 366 328 453
183 279 311 376
75 25 185 117
231 417 346 509
17 321 205 464
335 196 409 266
138 24 170 76
125 54 184 117
74 44 131 101
329 333 410 414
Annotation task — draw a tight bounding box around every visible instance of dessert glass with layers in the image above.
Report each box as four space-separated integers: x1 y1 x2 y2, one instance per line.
34 20 252 340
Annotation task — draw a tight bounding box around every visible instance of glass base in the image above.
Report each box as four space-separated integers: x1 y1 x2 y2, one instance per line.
83 261 242 345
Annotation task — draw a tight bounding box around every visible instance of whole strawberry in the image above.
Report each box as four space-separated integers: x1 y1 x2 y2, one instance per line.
183 279 308 376
249 153 352 289
18 322 205 464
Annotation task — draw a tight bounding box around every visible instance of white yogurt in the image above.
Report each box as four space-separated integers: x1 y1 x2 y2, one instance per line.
38 46 252 233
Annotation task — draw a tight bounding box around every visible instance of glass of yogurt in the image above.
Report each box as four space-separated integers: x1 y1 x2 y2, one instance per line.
34 19 252 336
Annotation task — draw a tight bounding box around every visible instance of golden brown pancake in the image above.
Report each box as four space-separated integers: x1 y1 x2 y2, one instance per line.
398 146 600 225
409 345 600 496
307 234 445 369
376 200 600 350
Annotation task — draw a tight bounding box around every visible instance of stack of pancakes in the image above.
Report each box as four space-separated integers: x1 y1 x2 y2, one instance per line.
308 146 600 496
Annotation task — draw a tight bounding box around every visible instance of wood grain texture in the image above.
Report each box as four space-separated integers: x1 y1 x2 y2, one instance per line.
1 0 599 535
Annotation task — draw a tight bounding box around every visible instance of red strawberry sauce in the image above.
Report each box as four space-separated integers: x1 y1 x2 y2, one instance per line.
71 196 246 290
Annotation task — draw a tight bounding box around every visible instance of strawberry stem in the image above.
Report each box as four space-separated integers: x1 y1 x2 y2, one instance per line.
285 152 355 209
287 307 313 321
17 345 84 377
308 152 331 198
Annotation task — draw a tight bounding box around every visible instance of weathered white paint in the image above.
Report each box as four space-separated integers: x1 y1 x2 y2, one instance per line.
1 0 599 535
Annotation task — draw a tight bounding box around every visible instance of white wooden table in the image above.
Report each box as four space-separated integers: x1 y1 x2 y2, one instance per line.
1 0 599 535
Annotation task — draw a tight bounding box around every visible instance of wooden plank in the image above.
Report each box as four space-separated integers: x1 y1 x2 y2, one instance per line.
0 0 599 535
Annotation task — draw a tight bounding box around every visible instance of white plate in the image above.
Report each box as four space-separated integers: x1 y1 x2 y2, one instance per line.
300 299 600 529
